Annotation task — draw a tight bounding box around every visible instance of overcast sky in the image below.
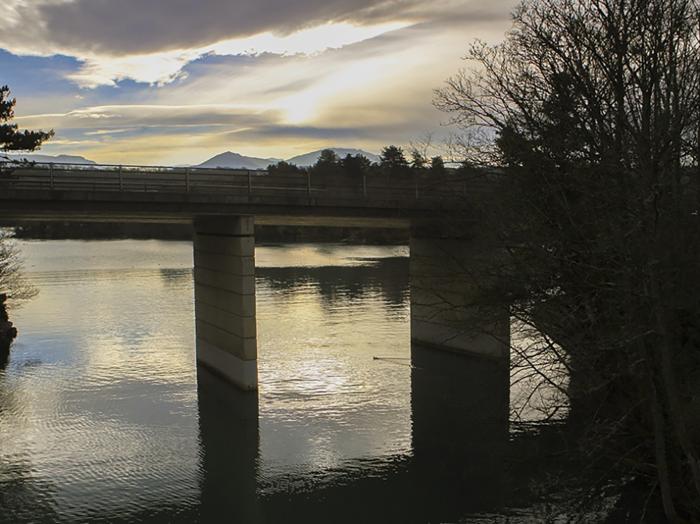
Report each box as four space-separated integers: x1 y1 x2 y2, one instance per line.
2 0 517 165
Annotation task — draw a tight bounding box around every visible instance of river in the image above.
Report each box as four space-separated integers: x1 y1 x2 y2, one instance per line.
0 240 515 523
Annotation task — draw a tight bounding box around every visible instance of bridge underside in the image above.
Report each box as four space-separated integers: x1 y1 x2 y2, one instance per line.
0 209 409 229
0 188 428 228
189 216 510 391
0 193 506 392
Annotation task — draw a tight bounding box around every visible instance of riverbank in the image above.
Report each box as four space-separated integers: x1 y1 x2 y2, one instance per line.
0 293 17 364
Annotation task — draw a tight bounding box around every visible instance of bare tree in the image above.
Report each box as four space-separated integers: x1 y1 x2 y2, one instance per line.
0 85 49 356
436 0 700 519
0 229 36 358
0 230 36 302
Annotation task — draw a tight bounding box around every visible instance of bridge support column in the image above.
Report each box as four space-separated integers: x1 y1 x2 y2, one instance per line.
409 228 510 360
409 227 510 502
193 216 257 390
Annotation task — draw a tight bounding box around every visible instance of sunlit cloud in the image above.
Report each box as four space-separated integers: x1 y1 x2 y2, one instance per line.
45 138 101 146
210 21 411 56
275 56 396 124
67 53 194 89
74 21 409 88
84 128 136 136
1 0 518 164
16 104 276 130
5 15 411 89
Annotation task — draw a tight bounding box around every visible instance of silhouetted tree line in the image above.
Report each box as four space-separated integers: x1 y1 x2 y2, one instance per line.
267 146 456 179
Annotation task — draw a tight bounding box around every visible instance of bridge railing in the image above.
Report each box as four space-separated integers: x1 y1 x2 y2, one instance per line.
0 161 480 205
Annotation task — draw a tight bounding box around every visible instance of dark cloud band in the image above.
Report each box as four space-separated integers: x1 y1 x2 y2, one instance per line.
1 0 511 56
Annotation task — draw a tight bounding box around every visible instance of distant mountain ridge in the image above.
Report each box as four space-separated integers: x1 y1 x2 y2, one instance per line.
196 148 380 170
2 148 382 170
286 148 380 166
1 153 96 165
197 151 281 170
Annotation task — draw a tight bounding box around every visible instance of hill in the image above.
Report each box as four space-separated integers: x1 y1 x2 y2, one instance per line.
197 151 281 170
1 153 96 165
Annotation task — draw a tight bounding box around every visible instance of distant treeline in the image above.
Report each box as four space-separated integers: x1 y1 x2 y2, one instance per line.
268 146 457 177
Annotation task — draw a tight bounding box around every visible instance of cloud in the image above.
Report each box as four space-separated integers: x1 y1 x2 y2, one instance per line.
0 0 514 86
60 21 411 88
0 0 435 59
5 0 519 164
16 104 280 130
32 0 431 55
84 128 135 136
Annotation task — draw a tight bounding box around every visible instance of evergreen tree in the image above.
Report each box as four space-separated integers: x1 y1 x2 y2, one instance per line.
410 150 428 170
379 145 409 175
429 156 445 175
315 149 340 169
311 149 340 177
267 160 302 175
1 85 53 154
341 153 372 176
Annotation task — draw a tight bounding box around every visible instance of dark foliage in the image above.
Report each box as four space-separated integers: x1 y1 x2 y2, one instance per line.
0 85 53 153
267 160 303 175
436 0 700 520
380 145 410 175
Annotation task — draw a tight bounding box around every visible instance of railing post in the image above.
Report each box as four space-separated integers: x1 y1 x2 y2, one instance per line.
119 165 123 191
307 171 311 197
49 163 54 189
247 170 252 195
363 173 367 198
185 168 191 192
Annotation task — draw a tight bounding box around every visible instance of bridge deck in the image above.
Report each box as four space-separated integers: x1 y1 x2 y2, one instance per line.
0 161 475 226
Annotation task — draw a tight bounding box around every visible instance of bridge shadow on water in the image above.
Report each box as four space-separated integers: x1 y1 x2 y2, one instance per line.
196 344 508 523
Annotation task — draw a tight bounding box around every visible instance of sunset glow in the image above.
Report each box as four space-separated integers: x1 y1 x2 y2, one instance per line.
0 0 517 164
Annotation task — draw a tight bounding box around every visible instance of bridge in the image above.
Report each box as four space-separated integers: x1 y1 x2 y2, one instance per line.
0 161 509 392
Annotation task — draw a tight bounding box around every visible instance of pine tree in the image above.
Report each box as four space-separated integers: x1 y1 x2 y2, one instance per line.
1 85 53 154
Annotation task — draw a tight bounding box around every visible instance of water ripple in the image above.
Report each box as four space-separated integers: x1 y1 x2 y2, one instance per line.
2 240 413 523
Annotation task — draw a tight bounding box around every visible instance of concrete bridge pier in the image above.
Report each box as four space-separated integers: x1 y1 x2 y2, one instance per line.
409 227 511 478
193 216 258 391
409 226 510 362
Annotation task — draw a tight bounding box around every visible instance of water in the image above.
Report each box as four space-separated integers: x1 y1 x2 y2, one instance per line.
0 240 510 523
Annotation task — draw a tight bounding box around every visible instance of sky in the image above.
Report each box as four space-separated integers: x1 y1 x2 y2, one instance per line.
1 0 517 165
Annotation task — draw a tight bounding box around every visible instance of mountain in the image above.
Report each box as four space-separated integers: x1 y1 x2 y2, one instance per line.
197 151 281 170
195 148 381 170
1 153 96 165
286 148 380 167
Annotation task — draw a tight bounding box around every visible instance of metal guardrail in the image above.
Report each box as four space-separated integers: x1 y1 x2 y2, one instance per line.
0 161 473 205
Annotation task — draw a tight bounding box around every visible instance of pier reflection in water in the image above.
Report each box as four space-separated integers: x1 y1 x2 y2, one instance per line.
0 241 508 523
198 347 507 524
